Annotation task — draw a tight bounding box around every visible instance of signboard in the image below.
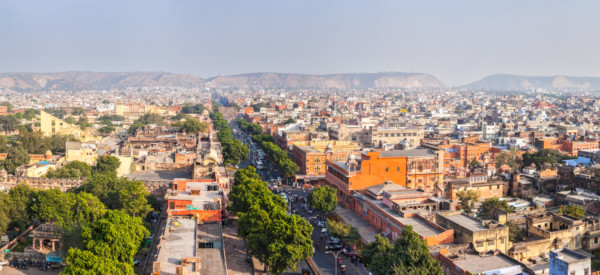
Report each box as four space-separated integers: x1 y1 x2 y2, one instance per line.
186 205 200 210
400 109 408 113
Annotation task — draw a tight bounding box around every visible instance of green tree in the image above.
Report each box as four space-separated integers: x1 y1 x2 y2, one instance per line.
506 221 523 243
23 108 39 120
0 115 19 134
325 219 361 243
495 147 520 171
18 130 50 154
307 185 338 215
468 158 481 168
128 121 145 135
136 113 165 125
222 139 248 165
98 125 116 134
479 197 513 218
49 134 80 153
62 248 135 275
361 234 393 266
181 104 206 114
80 210 149 264
228 178 285 215
1 145 30 174
8 183 35 230
557 205 586 219
71 107 86 116
0 192 14 233
94 155 121 174
0 102 13 112
281 118 296 125
456 189 480 214
370 225 443 275
181 117 208 133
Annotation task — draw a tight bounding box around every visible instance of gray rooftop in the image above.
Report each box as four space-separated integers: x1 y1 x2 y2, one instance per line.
553 249 589 263
379 149 435 158
160 219 196 275
196 223 227 275
441 214 489 232
453 253 523 274
365 197 444 237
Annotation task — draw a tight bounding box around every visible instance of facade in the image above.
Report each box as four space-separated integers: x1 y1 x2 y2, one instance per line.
326 149 444 207
291 141 360 183
40 110 97 141
436 212 510 254
549 249 591 275
65 141 99 165
445 174 506 201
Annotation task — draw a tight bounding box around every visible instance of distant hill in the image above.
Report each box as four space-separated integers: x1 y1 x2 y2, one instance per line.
464 74 600 90
205 72 446 89
0 71 445 91
0 72 205 91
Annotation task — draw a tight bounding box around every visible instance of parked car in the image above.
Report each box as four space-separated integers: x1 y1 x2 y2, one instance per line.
317 221 327 228
321 228 328 233
330 237 340 243
325 244 343 250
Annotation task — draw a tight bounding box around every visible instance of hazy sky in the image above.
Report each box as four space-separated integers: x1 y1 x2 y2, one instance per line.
1 0 599 86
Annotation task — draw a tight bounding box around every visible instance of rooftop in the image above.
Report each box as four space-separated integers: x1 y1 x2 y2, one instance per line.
196 223 227 275
160 219 197 275
365 196 444 237
441 214 493 232
552 249 589 264
452 253 523 274
379 149 435 158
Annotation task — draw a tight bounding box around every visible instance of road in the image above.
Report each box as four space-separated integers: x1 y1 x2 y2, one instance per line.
231 119 369 275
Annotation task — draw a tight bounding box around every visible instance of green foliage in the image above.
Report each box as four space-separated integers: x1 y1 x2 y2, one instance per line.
0 192 14 234
0 145 30 174
94 155 121 174
31 189 106 229
8 183 35 230
181 103 206 114
23 108 39 120
325 219 361 243
63 248 135 275
456 189 480 214
0 114 19 133
128 113 166 135
231 166 313 274
479 197 513 218
361 234 393 265
1 101 13 112
213 111 248 165
18 130 50 154
46 161 92 179
238 119 262 135
80 210 149 264
557 205 586 219
49 134 80 153
495 147 520 171
468 158 481 168
44 108 67 119
522 149 574 168
128 121 145 135
369 225 443 275
281 118 296 125
98 125 116 134
97 114 125 122
307 186 338 213
506 221 523 243
71 107 86 116
181 117 209 134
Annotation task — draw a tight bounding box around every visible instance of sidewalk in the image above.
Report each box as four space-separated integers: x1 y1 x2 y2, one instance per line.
334 207 379 244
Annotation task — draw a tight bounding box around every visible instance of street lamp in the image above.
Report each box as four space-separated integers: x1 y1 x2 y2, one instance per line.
326 250 343 275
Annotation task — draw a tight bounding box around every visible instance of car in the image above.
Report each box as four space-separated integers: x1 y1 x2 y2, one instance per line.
325 244 343 250
133 259 140 266
327 240 341 246
317 221 326 228
330 237 340 243
321 228 327 233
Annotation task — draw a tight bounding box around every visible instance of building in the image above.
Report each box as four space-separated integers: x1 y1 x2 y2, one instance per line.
549 248 591 275
291 141 360 184
438 250 525 275
352 181 454 245
444 174 506 202
325 149 444 207
40 110 97 141
66 142 99 165
435 212 510 254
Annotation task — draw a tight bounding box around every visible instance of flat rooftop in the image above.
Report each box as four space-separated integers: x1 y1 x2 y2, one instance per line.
453 253 522 274
160 218 196 275
441 214 489 232
554 249 588 263
366 197 444 237
379 149 434 158
196 223 227 275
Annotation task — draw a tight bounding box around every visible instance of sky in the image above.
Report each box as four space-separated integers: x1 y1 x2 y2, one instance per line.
1 0 600 86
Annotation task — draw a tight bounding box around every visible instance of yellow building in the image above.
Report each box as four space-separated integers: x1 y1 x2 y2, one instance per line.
115 102 176 120
40 111 97 141
65 142 98 166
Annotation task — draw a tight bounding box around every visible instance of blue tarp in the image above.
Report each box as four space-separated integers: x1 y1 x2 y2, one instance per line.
563 157 591 167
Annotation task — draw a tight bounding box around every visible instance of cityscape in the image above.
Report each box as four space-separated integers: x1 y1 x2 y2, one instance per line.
2 1 600 275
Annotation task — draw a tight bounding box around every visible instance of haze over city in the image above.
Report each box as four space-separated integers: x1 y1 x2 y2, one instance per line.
2 0 600 85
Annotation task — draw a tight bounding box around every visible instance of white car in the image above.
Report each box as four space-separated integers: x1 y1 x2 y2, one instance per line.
321 228 328 233
317 221 326 228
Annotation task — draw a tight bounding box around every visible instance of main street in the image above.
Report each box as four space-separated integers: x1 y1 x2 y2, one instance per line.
231 119 369 275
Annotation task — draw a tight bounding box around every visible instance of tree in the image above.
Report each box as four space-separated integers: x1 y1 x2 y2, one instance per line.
506 221 523 243
228 178 285 215
23 108 39 120
49 134 80 153
0 192 14 234
80 210 149 264
8 183 35 230
181 104 206 114
128 121 145 135
281 118 295 125
0 101 13 112
325 219 361 243
456 189 480 214
222 139 248 165
18 130 50 154
479 197 513 218
44 108 67 119
181 117 208 133
1 145 30 174
361 234 393 266
468 158 481 168
0 115 19 134
71 107 86 116
98 125 116 134
94 156 121 174
136 113 164 125
307 186 338 214
63 248 135 275
369 225 443 275
495 147 520 171
557 205 586 219
522 149 574 168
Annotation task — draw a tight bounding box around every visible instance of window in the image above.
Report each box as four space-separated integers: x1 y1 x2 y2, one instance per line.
476 242 483 248
500 238 504 244
595 237 598 244
488 240 495 245
169 202 175 209
385 167 389 172
396 167 400 172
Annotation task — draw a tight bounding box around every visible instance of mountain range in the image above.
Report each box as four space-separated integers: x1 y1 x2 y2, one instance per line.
1 71 600 91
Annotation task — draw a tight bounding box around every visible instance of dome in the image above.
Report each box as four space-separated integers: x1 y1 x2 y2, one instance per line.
326 143 333 150
348 153 356 160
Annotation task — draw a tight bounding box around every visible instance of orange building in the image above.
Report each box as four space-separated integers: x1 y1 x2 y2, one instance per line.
243 106 254 114
325 149 444 207
535 137 598 156
425 140 492 176
167 178 223 221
